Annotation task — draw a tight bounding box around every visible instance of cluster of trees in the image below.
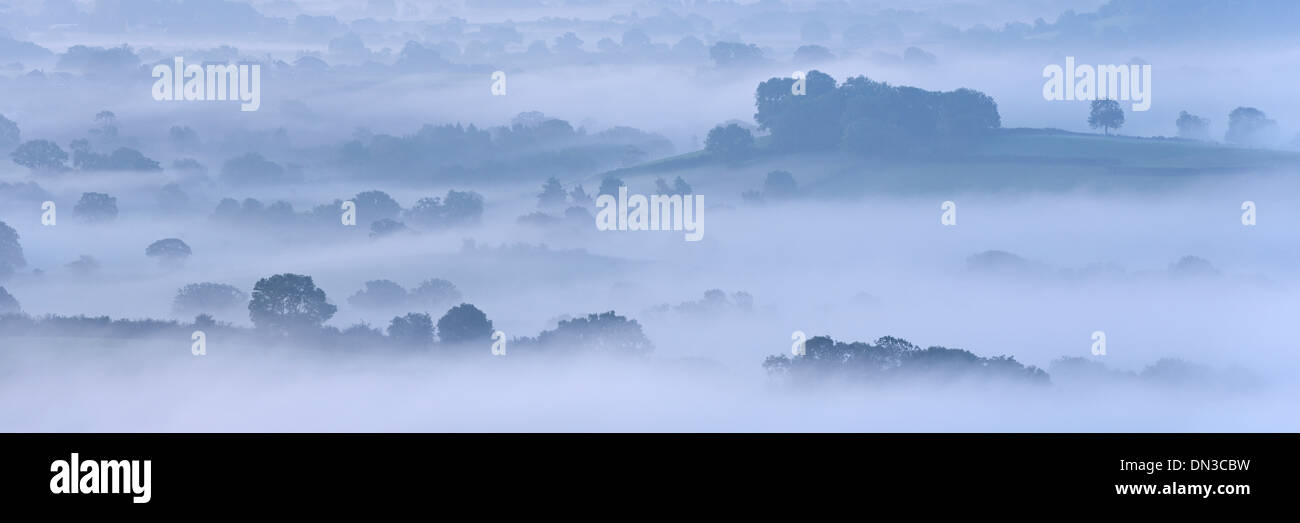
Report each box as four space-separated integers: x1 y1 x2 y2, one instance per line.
1094 103 1281 147
759 71 1000 155
8 111 163 173
764 335 1049 385
173 283 247 316
347 278 462 311
707 71 1002 160
648 289 754 316
0 271 654 358
145 238 192 266
210 189 484 235
519 176 596 227
337 114 672 179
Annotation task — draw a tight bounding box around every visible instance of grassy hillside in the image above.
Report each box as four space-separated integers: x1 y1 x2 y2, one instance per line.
600 129 1300 198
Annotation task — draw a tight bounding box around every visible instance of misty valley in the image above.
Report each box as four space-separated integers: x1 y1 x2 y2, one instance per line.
0 0 1297 432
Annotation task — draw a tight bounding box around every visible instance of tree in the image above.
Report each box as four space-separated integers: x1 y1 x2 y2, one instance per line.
533 311 653 356
353 190 402 223
0 221 25 281
1175 111 1211 141
65 254 100 275
441 191 483 226
0 286 19 314
387 313 434 347
403 190 484 229
1088 99 1124 135
369 218 408 238
553 32 584 54
11 139 69 171
569 184 593 207
173 283 247 316
221 152 287 185
764 170 798 199
655 176 693 196
755 70 841 152
168 125 200 150
937 88 1001 143
597 176 624 198
538 176 567 209
248 273 337 332
145 238 192 266
436 303 493 345
410 278 461 308
92 110 118 137
793 45 834 63
0 114 19 150
347 280 408 309
709 42 763 68
73 192 118 223
105 147 161 171
1225 107 1278 146
705 124 754 162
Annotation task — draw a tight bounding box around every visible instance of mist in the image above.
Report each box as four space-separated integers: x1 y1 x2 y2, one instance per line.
1 0 1298 432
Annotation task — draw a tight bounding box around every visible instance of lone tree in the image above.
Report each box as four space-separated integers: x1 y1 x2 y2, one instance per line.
353 190 402 223
1225 107 1278 146
763 170 798 200
0 221 26 281
145 238 192 266
436 303 493 345
388 312 434 347
11 139 68 172
173 283 247 316
705 123 755 162
1088 99 1124 135
538 176 567 209
248 273 337 332
1175 111 1211 141
74 192 118 223
410 278 461 308
347 279 408 309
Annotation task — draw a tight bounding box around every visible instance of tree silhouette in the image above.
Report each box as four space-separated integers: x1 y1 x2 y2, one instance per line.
74 192 118 223
1225 107 1278 146
11 140 68 172
1088 99 1124 135
388 312 434 347
173 283 247 316
248 274 337 332
436 303 493 345
0 221 26 281
1175 111 1210 140
705 123 754 162
145 238 192 266
0 286 19 314
538 176 567 209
